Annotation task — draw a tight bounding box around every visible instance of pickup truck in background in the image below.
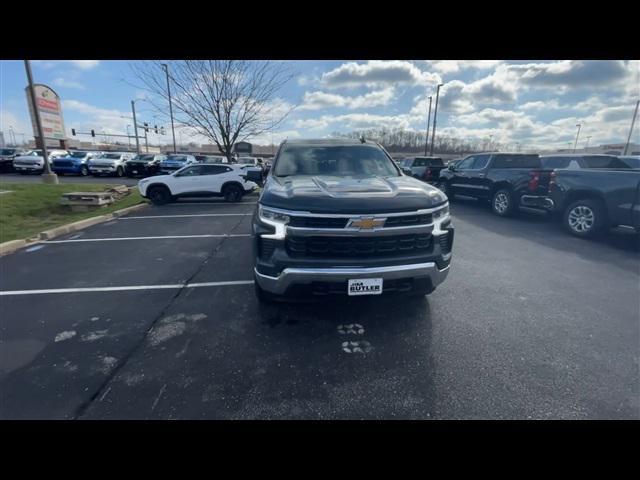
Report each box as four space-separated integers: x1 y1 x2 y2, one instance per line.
12 149 69 174
88 152 135 177
547 169 640 237
400 156 446 185
540 154 632 170
52 150 102 176
438 152 553 216
0 148 29 172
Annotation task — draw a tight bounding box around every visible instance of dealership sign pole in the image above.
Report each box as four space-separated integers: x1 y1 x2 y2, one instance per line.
24 60 58 184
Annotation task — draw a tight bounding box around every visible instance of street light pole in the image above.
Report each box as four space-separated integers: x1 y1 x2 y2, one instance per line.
126 125 132 149
584 136 592 150
623 100 639 156
430 83 444 156
24 59 57 184
573 124 582 153
161 63 177 154
424 95 432 156
131 100 140 154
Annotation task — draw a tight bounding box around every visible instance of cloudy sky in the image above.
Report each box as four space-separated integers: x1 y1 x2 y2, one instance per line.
1 60 638 149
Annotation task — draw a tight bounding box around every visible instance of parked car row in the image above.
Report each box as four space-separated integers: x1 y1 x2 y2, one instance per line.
431 153 640 238
138 162 263 204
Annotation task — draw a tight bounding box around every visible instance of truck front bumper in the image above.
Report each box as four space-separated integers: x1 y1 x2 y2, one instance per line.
254 261 450 296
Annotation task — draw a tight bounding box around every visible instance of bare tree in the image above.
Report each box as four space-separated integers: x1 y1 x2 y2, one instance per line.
130 61 294 159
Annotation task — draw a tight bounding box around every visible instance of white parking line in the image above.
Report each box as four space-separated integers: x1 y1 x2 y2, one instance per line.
120 213 252 219
167 202 257 205
44 234 252 243
0 280 255 296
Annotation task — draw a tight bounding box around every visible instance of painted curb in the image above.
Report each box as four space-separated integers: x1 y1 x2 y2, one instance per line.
0 201 149 257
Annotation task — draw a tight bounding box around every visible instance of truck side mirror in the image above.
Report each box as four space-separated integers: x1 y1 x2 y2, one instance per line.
402 167 412 176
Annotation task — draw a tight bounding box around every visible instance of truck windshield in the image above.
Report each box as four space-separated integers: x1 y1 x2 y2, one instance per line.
69 151 88 158
274 145 399 177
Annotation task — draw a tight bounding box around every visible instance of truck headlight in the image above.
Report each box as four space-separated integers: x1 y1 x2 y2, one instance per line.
258 205 290 224
258 205 290 240
433 204 449 220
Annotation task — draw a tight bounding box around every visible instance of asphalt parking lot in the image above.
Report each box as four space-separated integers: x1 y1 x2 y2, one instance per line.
0 194 638 419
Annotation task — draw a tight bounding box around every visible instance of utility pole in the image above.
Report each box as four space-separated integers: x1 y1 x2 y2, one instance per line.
423 96 432 156
573 123 582 153
24 60 57 184
584 136 592 151
430 83 444 156
161 63 177 154
623 100 639 155
131 100 140 154
126 125 132 149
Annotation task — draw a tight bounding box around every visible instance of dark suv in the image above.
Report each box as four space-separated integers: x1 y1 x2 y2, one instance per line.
252 139 454 302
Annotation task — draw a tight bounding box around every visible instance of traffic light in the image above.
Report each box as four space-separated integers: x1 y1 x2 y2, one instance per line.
71 128 76 136
154 125 158 134
144 123 149 133
91 129 95 137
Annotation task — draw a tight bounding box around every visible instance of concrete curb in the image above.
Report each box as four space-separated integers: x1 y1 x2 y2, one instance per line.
0 202 149 257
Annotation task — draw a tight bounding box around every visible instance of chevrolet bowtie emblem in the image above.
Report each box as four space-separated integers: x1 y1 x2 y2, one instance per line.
347 217 386 230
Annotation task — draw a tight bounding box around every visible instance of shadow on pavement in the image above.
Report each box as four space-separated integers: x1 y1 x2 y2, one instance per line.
450 197 640 274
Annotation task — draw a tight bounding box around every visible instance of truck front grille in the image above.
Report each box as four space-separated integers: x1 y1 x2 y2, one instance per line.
287 213 432 229
286 234 432 258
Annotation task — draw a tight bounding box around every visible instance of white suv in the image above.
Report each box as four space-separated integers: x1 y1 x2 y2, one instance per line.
138 163 259 205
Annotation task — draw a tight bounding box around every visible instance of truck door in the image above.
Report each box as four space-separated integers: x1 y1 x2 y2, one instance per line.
463 154 492 199
449 156 476 197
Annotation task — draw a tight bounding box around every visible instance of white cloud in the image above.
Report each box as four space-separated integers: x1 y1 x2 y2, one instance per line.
300 87 396 110
1 110 34 140
428 60 502 74
68 60 100 70
321 61 441 89
53 77 85 90
33 60 100 71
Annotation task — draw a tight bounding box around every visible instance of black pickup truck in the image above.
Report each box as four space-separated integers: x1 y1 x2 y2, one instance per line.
547 169 640 237
399 156 447 185
252 139 454 302
438 152 553 216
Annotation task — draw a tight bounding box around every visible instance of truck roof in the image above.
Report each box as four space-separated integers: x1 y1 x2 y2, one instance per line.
283 138 379 146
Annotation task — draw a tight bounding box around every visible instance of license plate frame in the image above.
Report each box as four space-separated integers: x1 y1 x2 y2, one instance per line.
348 278 383 296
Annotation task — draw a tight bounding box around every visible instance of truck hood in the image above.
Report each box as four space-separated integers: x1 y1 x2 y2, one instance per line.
14 156 45 164
260 175 447 213
160 161 187 167
90 159 118 166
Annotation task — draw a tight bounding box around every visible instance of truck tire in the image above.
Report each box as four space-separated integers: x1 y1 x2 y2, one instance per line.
563 199 606 238
491 188 515 217
80 165 89 176
223 184 242 203
116 166 124 177
147 185 172 205
439 181 453 200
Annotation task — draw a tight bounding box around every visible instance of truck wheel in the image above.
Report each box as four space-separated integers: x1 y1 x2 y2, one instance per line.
439 181 453 200
147 186 172 205
80 165 89 176
223 184 242 203
492 189 515 217
116 166 124 177
563 199 605 238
